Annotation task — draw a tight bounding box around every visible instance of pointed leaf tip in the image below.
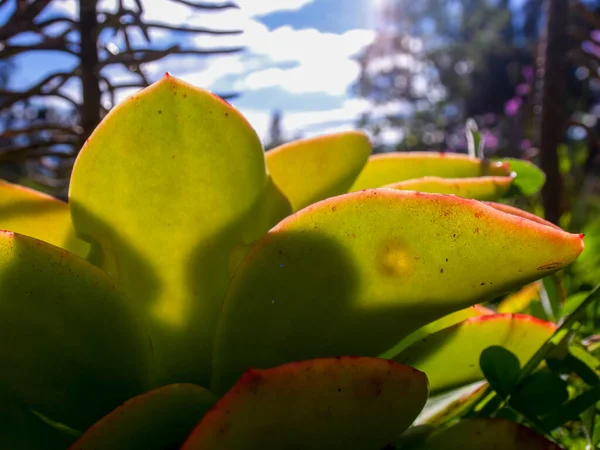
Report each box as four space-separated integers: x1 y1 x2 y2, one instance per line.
70 72 288 387
213 190 583 392
184 357 428 450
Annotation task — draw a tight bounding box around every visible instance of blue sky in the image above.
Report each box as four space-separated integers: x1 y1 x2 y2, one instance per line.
3 0 380 143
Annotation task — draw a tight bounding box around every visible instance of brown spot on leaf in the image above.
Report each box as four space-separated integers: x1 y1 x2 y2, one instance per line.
537 262 561 271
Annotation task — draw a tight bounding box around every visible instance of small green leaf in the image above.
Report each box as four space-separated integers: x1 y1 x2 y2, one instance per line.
496 158 546 196
70 384 216 450
542 385 600 431
547 350 600 386
183 357 428 450
480 346 521 397
266 131 371 211
465 118 484 159
510 372 569 416
351 152 511 190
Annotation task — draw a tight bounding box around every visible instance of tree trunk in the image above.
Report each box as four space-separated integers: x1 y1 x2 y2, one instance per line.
78 0 101 143
538 0 569 224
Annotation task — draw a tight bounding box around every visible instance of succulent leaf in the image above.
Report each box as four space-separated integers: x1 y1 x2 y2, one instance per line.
266 131 371 211
350 152 511 190
0 231 154 430
420 418 561 449
381 305 494 359
212 190 583 392
415 381 488 426
0 180 87 257
70 384 215 450
383 176 513 200
69 75 291 387
183 357 428 450
395 314 556 394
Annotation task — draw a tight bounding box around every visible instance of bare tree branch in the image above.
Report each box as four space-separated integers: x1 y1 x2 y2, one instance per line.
1 38 80 58
168 0 239 10
98 45 243 68
0 124 82 140
0 1 51 41
0 70 78 110
143 21 242 35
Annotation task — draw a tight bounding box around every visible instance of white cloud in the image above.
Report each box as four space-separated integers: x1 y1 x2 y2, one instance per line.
190 22 375 95
235 0 316 17
240 97 372 144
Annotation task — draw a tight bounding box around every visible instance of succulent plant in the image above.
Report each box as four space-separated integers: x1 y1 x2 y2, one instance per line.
0 75 584 449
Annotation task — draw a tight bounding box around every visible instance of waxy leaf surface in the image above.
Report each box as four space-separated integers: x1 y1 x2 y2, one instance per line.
213 190 582 392
0 180 87 257
497 282 542 313
266 131 371 211
69 75 291 386
70 384 215 450
0 231 153 430
350 152 511 190
395 314 556 394
184 357 427 450
414 381 488 426
421 419 561 449
384 176 513 200
381 305 494 359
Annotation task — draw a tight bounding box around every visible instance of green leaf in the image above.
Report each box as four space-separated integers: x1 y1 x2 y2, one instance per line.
547 350 600 386
420 419 561 449
212 190 583 393
69 75 291 387
510 372 569 417
383 176 514 200
480 346 521 397
395 314 557 395
0 231 154 430
484 201 562 230
265 131 371 211
466 118 484 159
350 152 511 190
542 385 600 431
497 282 541 314
70 384 216 450
0 393 75 450
0 180 87 257
415 381 488 426
381 305 494 359
183 357 428 450
496 158 546 196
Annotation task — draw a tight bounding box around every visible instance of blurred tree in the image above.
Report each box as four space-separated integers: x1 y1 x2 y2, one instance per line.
353 0 544 153
0 0 242 194
264 109 284 151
